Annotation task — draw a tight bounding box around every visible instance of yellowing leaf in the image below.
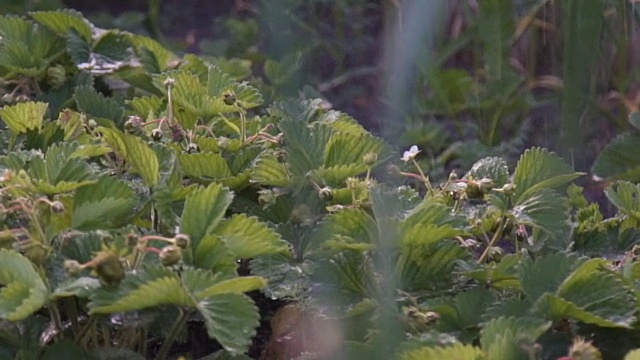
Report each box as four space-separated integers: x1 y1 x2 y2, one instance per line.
0 101 47 134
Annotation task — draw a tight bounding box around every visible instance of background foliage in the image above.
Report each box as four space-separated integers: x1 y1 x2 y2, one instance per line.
1 1 640 359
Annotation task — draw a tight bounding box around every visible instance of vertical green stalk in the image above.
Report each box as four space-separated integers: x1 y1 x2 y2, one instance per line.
155 309 190 360
478 216 508 263
558 0 605 164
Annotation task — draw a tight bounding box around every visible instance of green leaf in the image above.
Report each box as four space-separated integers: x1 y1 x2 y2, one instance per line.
119 131 159 186
319 110 368 134
127 96 163 119
198 276 266 298
513 147 583 202
279 120 332 177
74 85 124 123
181 183 233 247
518 253 582 301
464 156 509 187
592 133 640 181
93 30 131 61
452 288 496 330
89 265 191 313
72 177 137 230
52 277 101 299
90 265 261 355
604 181 640 219
480 316 551 360
309 208 378 252
193 235 238 275
369 185 421 220
0 250 48 321
511 188 571 244
552 258 636 327
197 294 259 355
230 82 263 109
0 15 64 76
65 28 91 64
207 65 235 97
397 240 468 291
127 33 175 72
0 101 47 134
398 343 484 360
154 70 227 125
23 142 97 195
323 132 389 168
249 254 311 299
178 152 233 182
30 9 92 42
251 153 291 187
214 214 291 258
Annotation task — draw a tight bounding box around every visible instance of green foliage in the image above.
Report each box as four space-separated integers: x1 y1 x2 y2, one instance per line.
0 5 639 359
89 265 262 354
0 250 48 321
0 101 47 134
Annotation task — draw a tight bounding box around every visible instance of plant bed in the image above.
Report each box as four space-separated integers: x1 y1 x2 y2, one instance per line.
3 8 640 360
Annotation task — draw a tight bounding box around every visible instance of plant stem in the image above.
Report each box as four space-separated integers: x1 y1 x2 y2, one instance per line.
155 309 190 360
478 216 508 263
64 298 81 336
76 314 98 345
411 159 434 195
47 300 64 341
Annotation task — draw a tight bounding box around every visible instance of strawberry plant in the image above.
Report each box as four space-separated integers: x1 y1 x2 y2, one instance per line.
2 8 640 360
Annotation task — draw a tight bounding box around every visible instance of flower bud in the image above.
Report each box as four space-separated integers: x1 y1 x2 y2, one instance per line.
318 187 334 201
163 77 175 87
51 201 65 214
125 115 143 132
151 128 163 141
173 234 190 249
218 136 230 150
64 260 84 276
186 142 199 153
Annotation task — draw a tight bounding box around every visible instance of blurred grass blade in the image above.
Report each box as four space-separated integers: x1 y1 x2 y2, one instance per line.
477 0 515 80
559 0 605 161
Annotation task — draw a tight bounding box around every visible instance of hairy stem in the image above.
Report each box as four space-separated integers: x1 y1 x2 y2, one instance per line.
478 216 508 263
155 309 190 360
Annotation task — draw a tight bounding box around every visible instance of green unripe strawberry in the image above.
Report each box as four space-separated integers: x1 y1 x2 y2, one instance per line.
159 245 182 266
223 90 236 106
363 152 377 166
46 65 67 88
22 244 48 265
94 251 125 286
